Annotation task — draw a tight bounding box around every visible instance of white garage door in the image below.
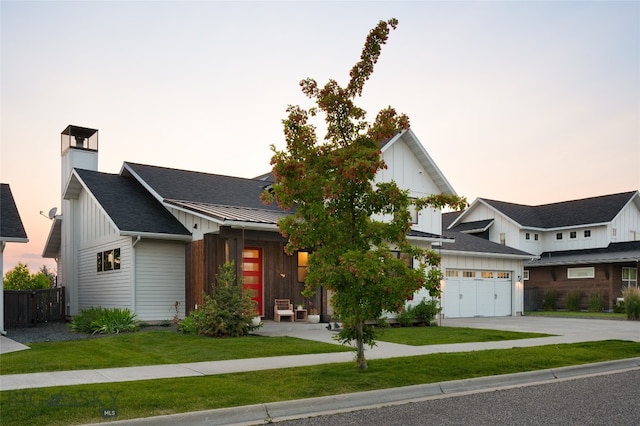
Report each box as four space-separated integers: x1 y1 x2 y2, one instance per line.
443 270 512 318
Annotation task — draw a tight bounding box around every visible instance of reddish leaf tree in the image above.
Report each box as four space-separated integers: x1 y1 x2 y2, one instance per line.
262 19 466 369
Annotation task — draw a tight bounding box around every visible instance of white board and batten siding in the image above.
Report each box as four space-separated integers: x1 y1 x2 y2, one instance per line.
134 239 185 321
379 137 444 235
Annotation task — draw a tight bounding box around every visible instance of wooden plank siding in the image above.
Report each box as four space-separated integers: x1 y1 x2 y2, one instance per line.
525 262 636 311
185 227 323 320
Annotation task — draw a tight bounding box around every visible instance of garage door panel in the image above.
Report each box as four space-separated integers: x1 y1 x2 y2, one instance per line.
494 281 512 316
476 281 495 317
442 270 513 318
459 281 476 317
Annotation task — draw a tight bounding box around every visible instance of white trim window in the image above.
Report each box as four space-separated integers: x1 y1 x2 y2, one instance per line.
622 267 637 288
523 270 530 280
567 267 595 279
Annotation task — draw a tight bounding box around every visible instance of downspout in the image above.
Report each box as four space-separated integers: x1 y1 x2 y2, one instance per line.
131 236 141 315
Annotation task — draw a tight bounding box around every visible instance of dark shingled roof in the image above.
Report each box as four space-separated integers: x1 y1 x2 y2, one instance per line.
74 169 190 237
0 184 28 241
481 191 638 228
439 211 534 258
123 162 280 211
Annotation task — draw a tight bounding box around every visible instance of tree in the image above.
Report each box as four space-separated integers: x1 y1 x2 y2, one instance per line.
262 19 467 369
3 262 51 290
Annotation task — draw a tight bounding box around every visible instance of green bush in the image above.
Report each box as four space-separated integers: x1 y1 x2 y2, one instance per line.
623 286 640 320
412 298 441 325
3 263 51 290
588 290 604 312
69 307 138 334
179 261 260 337
395 305 415 327
542 288 557 311
566 289 581 312
613 298 625 314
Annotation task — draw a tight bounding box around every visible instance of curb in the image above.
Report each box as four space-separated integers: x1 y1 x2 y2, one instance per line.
92 357 640 426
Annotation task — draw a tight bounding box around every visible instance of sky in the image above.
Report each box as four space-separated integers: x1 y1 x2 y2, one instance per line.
1 0 639 274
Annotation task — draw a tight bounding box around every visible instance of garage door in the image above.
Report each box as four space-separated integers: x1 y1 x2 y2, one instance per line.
443 270 512 318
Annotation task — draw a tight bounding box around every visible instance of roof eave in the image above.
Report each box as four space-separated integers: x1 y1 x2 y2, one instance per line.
120 231 192 241
440 249 538 261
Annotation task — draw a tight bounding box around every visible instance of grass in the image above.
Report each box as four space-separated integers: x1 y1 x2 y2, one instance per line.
375 326 551 345
1 327 553 375
0 330 351 375
525 311 626 320
1 340 639 426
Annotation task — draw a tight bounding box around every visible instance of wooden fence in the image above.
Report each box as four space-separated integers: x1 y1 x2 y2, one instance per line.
3 287 65 328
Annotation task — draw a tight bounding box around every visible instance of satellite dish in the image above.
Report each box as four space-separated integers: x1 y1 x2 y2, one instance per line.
48 207 58 219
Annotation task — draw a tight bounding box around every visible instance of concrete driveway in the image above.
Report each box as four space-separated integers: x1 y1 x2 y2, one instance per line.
440 315 640 343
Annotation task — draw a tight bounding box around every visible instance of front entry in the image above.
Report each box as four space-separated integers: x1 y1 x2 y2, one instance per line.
242 248 263 316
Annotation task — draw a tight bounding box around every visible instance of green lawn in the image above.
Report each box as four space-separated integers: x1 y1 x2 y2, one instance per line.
2 340 639 426
0 331 351 375
375 326 551 345
1 326 553 375
525 311 626 320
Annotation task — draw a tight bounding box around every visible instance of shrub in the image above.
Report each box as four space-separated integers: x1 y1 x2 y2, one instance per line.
3 263 51 290
623 286 640 320
412 298 441 325
69 307 138 334
395 305 415 327
179 261 260 337
588 290 604 312
566 289 581 312
542 288 557 311
613 298 625 314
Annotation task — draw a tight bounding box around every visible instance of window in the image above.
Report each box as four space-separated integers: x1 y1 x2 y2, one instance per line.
612 228 617 238
445 270 458 277
567 267 595 279
570 231 576 239
297 251 309 282
97 248 120 272
556 233 563 240
481 271 494 279
534 234 539 241
408 200 418 224
622 267 638 287
499 233 506 245
497 272 510 279
523 270 530 280
390 250 413 268
462 271 476 278
584 230 591 238
525 233 530 240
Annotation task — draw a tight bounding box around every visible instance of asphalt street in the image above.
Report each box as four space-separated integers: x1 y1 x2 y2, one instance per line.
274 369 640 426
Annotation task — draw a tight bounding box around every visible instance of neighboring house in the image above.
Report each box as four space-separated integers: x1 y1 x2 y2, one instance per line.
1 183 29 334
447 191 640 310
43 125 527 322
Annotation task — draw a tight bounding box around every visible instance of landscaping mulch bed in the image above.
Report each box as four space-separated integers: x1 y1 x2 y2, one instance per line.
4 321 177 344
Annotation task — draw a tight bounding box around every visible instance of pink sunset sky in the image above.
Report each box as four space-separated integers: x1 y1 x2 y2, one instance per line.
1 1 639 274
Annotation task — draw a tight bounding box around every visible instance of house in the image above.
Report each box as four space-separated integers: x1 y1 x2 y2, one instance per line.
447 191 640 310
43 125 529 322
1 183 29 334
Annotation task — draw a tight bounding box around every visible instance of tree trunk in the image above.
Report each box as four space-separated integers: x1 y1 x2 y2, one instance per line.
355 318 368 369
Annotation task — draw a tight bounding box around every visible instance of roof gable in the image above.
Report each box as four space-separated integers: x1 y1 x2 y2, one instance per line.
0 184 28 242
71 169 191 238
380 129 456 196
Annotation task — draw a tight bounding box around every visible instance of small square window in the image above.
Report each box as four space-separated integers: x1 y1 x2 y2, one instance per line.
556 233 563 240
534 234 539 241
500 233 506 245
570 231 576 239
525 233 530 240
523 270 530 280
584 230 591 238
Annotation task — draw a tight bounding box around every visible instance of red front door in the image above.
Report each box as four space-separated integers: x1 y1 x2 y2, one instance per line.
242 248 263 316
